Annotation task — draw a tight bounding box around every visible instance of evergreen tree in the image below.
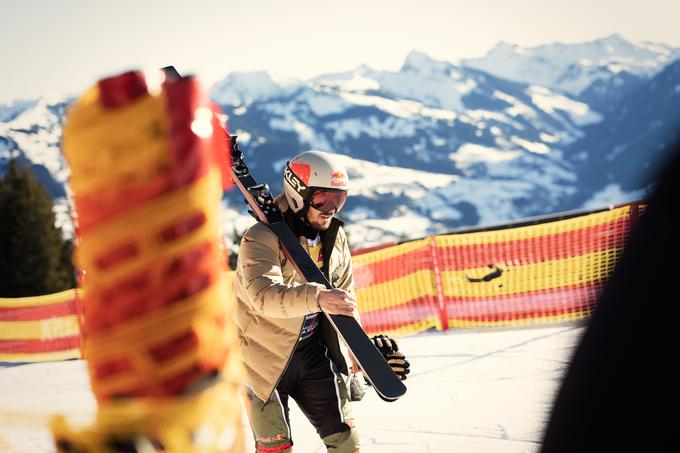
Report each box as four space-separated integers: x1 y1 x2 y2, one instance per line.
0 159 75 296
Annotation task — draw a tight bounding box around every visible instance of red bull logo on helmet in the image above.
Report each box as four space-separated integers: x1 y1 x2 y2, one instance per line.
330 170 348 188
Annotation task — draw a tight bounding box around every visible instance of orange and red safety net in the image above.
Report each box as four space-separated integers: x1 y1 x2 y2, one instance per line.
1 203 644 363
353 203 644 336
0 289 83 362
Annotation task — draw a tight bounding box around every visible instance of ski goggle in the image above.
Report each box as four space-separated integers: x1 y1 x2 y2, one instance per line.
309 189 348 213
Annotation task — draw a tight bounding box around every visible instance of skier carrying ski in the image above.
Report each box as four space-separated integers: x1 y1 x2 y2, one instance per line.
233 150 409 452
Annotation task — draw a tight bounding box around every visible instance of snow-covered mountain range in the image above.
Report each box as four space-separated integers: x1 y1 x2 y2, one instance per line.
463 33 679 110
2 35 679 249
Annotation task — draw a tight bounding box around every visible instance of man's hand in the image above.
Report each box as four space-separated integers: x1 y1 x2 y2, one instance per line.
317 288 356 317
349 351 362 374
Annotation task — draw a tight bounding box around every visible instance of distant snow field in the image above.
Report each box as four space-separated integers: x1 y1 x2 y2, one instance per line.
0 325 583 452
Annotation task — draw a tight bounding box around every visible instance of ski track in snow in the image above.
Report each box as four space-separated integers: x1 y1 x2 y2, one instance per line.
410 324 580 378
0 324 583 453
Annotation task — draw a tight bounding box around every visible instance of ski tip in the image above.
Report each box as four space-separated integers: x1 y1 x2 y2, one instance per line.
371 379 407 402
161 66 182 81
376 386 406 403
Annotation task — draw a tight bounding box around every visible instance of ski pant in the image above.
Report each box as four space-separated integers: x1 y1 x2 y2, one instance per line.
246 337 359 452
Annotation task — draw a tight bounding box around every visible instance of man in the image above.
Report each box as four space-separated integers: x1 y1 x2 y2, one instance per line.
233 150 408 452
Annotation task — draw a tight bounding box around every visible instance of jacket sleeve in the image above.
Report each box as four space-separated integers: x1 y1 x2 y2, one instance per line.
238 223 324 318
333 227 362 325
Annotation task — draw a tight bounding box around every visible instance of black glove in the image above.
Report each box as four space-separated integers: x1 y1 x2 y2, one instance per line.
371 334 410 380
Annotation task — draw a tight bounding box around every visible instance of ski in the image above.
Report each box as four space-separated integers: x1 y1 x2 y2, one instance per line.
229 136 407 402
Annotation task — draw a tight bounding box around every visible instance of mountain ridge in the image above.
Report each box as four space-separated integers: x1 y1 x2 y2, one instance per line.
2 35 678 248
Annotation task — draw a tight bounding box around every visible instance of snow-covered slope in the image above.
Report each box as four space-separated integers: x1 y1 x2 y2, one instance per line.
333 151 575 248
0 325 583 453
0 99 41 122
0 98 71 203
230 52 601 171
215 49 603 246
566 58 680 208
0 97 73 237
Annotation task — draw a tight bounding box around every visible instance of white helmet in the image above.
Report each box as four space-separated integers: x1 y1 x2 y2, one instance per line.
283 151 349 215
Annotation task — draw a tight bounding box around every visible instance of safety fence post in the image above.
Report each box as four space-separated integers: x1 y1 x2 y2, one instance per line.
629 202 640 226
430 236 448 332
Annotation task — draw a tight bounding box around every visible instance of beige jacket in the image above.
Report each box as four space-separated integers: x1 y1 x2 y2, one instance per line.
233 197 355 401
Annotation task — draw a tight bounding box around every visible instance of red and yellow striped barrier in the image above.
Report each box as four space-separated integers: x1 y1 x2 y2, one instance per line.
354 238 441 336
49 70 245 452
0 289 83 362
1 202 644 361
354 203 643 336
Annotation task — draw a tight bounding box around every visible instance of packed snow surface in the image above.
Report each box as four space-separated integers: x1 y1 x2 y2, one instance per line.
0 325 583 452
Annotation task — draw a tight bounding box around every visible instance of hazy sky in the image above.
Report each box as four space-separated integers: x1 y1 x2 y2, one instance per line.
1 0 679 103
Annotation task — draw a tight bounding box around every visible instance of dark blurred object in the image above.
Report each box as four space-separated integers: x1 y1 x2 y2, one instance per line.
540 136 680 452
161 66 182 82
